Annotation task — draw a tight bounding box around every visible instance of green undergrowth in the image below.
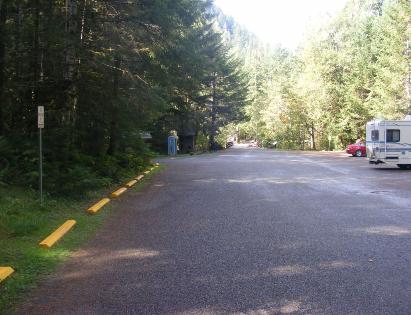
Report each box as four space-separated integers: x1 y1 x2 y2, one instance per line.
0 165 164 315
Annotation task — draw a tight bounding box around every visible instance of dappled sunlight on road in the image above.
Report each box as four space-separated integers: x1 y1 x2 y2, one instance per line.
227 179 253 183
173 300 312 315
193 178 218 183
72 248 160 260
231 300 304 315
174 306 222 315
266 179 305 184
187 167 411 211
274 240 305 250
263 265 312 277
174 299 321 315
233 260 357 282
107 248 160 259
217 154 239 157
233 265 312 281
59 248 162 281
351 225 411 236
192 176 339 185
194 259 357 286
278 301 303 314
226 176 337 185
318 260 357 269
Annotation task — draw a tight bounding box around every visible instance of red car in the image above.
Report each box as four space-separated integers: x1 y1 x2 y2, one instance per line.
346 141 366 157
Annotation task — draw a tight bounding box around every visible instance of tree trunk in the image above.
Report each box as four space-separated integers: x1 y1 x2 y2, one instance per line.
300 126 305 150
15 4 21 79
64 0 85 148
107 57 121 155
11 3 22 131
0 1 6 136
30 0 40 135
209 75 217 150
311 122 316 150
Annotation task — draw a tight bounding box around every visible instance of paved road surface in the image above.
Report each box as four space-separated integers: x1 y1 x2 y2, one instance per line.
18 146 411 314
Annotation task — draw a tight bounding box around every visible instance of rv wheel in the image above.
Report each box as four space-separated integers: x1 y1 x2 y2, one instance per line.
355 150 362 157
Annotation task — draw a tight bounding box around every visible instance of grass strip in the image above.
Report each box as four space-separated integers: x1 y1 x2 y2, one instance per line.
0 164 164 314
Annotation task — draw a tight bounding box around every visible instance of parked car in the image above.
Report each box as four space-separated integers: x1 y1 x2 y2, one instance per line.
346 141 366 157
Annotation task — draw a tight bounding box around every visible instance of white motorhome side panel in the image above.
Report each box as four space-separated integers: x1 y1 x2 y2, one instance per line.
367 119 411 167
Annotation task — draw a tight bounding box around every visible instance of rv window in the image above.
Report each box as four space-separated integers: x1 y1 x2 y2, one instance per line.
386 129 400 142
371 130 379 141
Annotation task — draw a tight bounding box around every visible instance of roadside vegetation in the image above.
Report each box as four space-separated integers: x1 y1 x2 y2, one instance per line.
0 0 248 197
0 185 112 314
218 0 411 150
0 167 161 314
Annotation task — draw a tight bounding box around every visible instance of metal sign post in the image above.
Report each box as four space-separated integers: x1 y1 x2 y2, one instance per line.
38 106 44 204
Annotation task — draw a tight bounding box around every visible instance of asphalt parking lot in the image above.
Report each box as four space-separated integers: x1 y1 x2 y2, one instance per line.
18 147 411 315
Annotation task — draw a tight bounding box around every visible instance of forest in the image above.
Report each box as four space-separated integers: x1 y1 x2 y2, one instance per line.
226 0 411 150
0 0 410 195
0 0 248 195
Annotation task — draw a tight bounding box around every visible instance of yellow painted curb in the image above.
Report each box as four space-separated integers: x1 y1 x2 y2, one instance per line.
39 220 77 249
0 267 14 283
87 198 110 214
143 170 150 175
111 187 127 198
125 179 137 188
150 167 155 171
135 174 144 181
155 163 160 167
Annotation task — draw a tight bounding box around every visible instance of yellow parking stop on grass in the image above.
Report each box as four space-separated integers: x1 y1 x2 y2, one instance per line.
135 175 144 181
125 180 137 188
0 267 14 283
111 187 127 198
39 220 77 249
87 198 110 214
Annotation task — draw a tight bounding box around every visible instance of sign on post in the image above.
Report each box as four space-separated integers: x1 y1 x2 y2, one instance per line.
38 106 44 129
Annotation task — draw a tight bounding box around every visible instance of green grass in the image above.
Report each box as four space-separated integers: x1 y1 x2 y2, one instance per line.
0 165 164 315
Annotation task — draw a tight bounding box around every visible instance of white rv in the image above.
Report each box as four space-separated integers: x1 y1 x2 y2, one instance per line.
366 115 411 168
